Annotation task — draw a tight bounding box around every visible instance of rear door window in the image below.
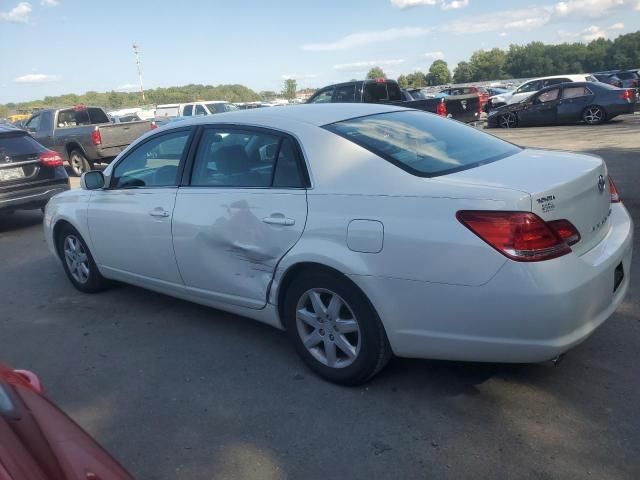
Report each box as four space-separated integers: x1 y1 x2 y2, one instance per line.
562 86 592 99
195 104 207 116
325 110 520 177
386 82 402 101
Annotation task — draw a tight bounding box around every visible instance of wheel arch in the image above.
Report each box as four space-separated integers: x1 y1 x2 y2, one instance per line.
65 142 87 159
52 218 75 259
274 261 381 332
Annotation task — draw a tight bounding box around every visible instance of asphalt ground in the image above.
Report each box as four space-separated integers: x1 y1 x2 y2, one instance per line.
1 114 639 479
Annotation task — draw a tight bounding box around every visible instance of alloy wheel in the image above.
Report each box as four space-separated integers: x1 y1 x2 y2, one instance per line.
70 153 85 176
499 112 517 128
295 288 361 369
63 235 90 284
584 107 603 125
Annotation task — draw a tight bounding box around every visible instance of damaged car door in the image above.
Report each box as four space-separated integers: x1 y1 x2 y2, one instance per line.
172 126 308 309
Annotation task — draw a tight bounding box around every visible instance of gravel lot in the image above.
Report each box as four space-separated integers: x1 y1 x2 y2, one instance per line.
1 114 639 480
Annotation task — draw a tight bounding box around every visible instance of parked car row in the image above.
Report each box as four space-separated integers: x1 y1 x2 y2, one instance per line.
487 81 637 128
306 78 483 123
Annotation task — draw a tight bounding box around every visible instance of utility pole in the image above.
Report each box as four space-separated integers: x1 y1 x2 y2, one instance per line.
132 43 145 102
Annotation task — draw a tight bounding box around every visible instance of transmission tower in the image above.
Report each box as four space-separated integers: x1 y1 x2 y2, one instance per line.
132 43 145 102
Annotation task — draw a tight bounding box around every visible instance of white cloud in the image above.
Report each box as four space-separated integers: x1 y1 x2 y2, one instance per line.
441 0 469 9
391 0 469 9
281 74 318 80
116 83 138 92
443 7 552 34
0 2 32 23
424 51 445 60
41 0 59 6
334 59 405 71
553 0 628 17
608 22 624 29
499 32 508 37
302 26 432 51
14 73 59 83
559 25 609 41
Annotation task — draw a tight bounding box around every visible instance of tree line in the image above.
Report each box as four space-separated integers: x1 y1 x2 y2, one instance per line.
1 83 262 116
390 31 639 89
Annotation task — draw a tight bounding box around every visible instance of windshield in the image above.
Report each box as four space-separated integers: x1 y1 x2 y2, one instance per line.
325 111 520 177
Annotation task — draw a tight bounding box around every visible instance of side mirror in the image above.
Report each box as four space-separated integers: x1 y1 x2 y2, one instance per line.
80 171 105 190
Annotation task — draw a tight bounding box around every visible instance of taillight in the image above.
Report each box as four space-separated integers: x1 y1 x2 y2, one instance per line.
619 89 634 101
608 175 621 203
547 219 581 246
456 211 573 262
39 150 64 167
90 126 102 145
150 121 158 130
437 100 447 117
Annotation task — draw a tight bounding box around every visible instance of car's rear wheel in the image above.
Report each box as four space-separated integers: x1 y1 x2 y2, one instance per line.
56 224 109 293
583 106 606 125
283 270 391 385
498 112 517 128
68 149 91 177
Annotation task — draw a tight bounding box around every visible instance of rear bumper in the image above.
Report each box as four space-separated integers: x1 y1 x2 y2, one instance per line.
352 203 633 363
0 180 70 212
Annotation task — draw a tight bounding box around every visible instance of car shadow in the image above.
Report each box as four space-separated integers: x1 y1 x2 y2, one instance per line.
0 210 43 233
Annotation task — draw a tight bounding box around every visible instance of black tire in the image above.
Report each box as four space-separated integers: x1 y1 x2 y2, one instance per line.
68 149 91 176
56 224 109 293
498 112 518 129
283 270 391 385
582 105 606 125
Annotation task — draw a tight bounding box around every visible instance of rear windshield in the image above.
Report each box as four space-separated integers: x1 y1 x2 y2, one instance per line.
0 133 45 156
324 111 520 177
363 82 402 103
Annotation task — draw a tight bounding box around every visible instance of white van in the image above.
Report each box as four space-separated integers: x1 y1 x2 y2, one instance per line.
154 101 237 119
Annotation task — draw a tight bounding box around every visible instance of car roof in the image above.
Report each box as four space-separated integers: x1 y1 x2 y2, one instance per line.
164 103 408 128
526 74 591 82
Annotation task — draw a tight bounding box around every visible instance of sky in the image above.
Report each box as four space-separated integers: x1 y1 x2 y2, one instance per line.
0 0 639 103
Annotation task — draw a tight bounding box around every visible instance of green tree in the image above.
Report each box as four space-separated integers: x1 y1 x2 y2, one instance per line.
259 90 278 101
453 61 474 83
282 79 297 100
584 38 613 72
427 60 451 86
468 49 507 81
406 71 427 88
504 42 554 78
609 31 640 69
366 67 386 79
397 74 409 89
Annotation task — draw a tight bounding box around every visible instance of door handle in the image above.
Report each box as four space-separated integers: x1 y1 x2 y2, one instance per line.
262 216 295 226
149 209 170 218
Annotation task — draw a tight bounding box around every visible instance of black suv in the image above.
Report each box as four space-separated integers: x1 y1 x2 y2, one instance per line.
0 126 69 214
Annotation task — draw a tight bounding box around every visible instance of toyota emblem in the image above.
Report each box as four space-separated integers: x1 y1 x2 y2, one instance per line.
598 174 606 193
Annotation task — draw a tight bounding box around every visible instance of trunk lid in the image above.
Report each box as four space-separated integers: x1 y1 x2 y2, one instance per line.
444 148 611 256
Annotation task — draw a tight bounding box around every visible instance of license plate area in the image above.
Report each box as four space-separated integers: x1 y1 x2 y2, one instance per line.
614 262 624 293
0 168 25 182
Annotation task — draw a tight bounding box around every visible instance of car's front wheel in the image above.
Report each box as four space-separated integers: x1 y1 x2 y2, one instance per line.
498 112 518 128
283 270 391 385
583 106 606 125
56 224 109 293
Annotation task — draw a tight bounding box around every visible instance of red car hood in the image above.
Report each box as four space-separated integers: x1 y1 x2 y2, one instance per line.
0 364 133 480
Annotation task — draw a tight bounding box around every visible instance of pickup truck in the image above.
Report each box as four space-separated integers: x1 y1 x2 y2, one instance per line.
23 106 155 176
306 79 482 123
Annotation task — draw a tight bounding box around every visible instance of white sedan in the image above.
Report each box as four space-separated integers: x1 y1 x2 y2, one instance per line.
44 104 633 384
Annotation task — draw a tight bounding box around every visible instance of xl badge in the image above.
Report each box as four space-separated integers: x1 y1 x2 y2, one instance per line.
461 100 467 111
597 174 606 193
